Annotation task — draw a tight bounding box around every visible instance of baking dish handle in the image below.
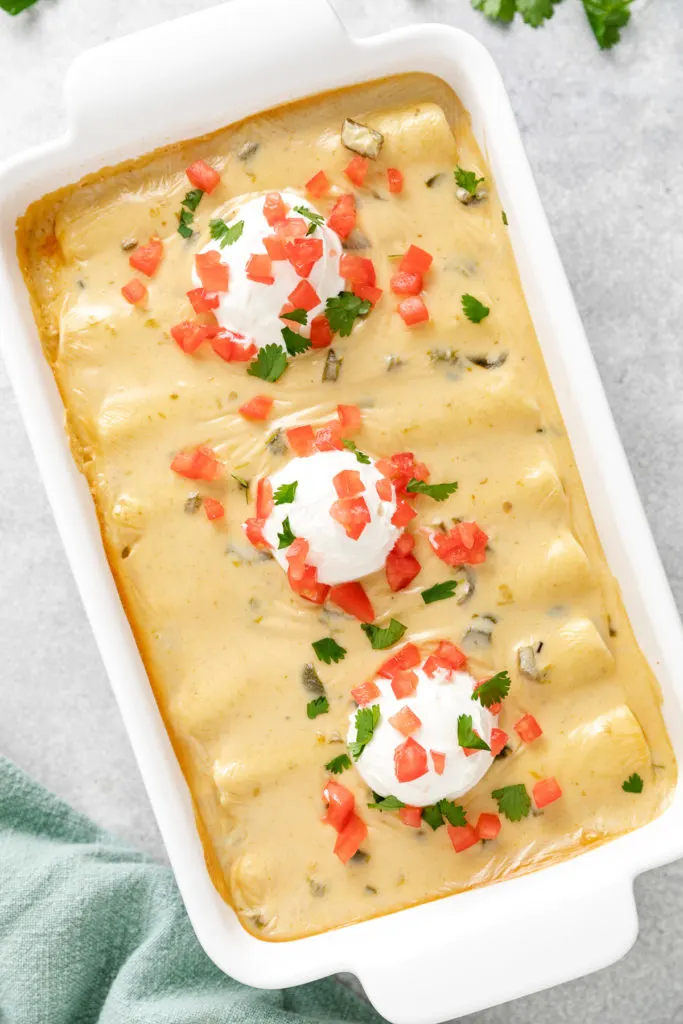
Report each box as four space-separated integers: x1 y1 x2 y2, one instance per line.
358 875 638 1024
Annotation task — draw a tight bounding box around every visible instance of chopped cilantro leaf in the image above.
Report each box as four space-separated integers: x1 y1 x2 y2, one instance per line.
247 344 288 382
231 473 249 497
454 166 485 196
177 208 194 239
325 291 371 337
421 804 445 830
438 800 467 827
462 294 490 323
312 637 347 664
516 0 561 27
294 204 325 234
471 0 517 23
349 704 380 760
421 580 459 605
307 696 329 719
368 794 406 811
472 671 511 708
277 516 296 549
622 772 643 794
502 210 509 226
492 784 531 822
406 478 458 501
273 481 298 505
342 439 371 464
582 0 632 49
281 325 312 356
325 753 351 774
182 188 204 212
281 308 308 326
209 218 244 248
457 714 491 752
361 619 407 651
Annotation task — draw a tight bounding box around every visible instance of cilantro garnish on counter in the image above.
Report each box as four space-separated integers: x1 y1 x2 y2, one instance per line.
349 705 381 759
406 478 458 501
471 0 632 50
454 166 484 196
307 696 330 720
325 753 351 774
472 670 511 708
247 344 288 382
312 637 347 664
273 481 298 505
462 294 490 323
421 580 459 605
492 783 531 821
457 714 491 752
293 204 325 234
281 308 308 325
281 325 311 356
342 440 371 465
622 772 643 794
209 217 244 248
361 619 407 650
325 291 371 337
277 516 296 549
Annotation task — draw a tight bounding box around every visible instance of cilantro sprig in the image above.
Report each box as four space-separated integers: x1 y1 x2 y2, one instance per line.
209 217 244 248
342 440 371 465
472 671 511 708
281 325 311 356
406 478 458 501
457 714 491 752
281 308 308 326
492 784 531 822
471 0 632 50
307 696 330 719
349 704 380 760
421 580 459 605
273 481 298 505
325 291 371 337
247 344 288 382
421 800 467 830
294 204 325 235
454 166 484 196
277 516 296 549
361 619 407 650
368 793 405 811
177 189 204 238
325 753 351 774
622 773 643 794
312 637 347 664
462 294 490 323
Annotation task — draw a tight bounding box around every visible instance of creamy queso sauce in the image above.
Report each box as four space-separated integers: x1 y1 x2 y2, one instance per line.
17 75 676 940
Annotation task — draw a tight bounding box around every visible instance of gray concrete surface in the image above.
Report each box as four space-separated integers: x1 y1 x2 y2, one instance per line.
1 0 682 1020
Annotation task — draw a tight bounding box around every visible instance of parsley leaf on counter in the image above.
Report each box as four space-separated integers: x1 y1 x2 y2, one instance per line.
312 637 347 664
516 0 561 27
457 714 491 752
462 294 490 323
325 291 371 337
325 753 352 774
247 344 288 382
307 696 330 719
277 516 296 549
281 325 312 356
368 793 406 811
342 440 371 465
350 704 381 760
209 217 244 248
438 800 467 827
361 619 407 650
492 784 531 822
406 478 458 501
421 580 459 605
622 772 644 794
472 671 511 708
582 0 632 49
274 481 298 505
281 308 308 325
294 204 325 234
421 804 445 830
454 166 484 196
471 0 516 21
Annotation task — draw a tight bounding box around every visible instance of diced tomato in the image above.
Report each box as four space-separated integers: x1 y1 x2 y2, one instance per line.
210 331 257 362
390 271 422 296
399 806 422 828
344 155 369 187
489 728 509 757
351 680 381 707
288 562 329 605
243 517 270 551
129 236 163 278
263 191 287 226
238 394 273 422
170 320 214 354
322 780 355 832
431 750 446 775
263 235 287 261
386 542 421 593
398 296 429 326
286 424 316 456
376 478 393 501
327 194 356 240
487 702 503 716
353 283 383 306
333 469 365 498
186 159 220 194
422 655 452 678
400 245 433 275
306 170 330 198
256 477 273 519
339 253 376 287
435 640 467 670
187 287 219 314
475 813 501 840
394 737 428 783
285 537 309 581
389 706 422 737
447 823 478 853
276 217 308 239
285 237 323 278
246 253 274 285
170 445 223 481
514 714 543 744
195 250 229 292
228 339 258 362
288 279 320 311
387 168 404 194
334 812 368 864
395 533 415 555
390 670 419 699
203 497 225 521
121 278 147 305
314 421 343 451
378 644 421 678
391 501 418 528
328 581 375 623
310 314 333 349
337 404 362 435
427 522 488 566
330 496 371 540
533 777 562 809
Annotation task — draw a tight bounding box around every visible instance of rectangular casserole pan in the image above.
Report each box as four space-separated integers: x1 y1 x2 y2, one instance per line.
1 2 682 1020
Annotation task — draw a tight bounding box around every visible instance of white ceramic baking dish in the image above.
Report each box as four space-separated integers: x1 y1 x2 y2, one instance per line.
2 1 682 1020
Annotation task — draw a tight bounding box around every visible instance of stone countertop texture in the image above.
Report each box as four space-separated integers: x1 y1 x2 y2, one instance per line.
0 1 681 1020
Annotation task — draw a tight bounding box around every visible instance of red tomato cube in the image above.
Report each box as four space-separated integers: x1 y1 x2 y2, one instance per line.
533 777 562 809
333 812 368 864
203 497 225 521
330 496 371 540
475 813 501 840
129 236 163 278
398 296 429 326
400 244 433 275
288 279 321 311
431 750 446 775
246 254 274 284
337 403 362 435
263 235 287 261
243 517 270 551
322 780 355 832
394 737 428 783
390 271 423 296
350 680 381 707
327 194 356 240
170 446 223 481
187 287 219 313
310 314 333 349
376 478 393 501
386 545 421 593
286 424 316 456
435 641 467 670
387 168 404 193
186 159 220 194
328 581 375 623
333 469 365 498
339 254 376 287
390 670 419 699
285 237 323 278
389 706 422 737
353 283 383 306
306 170 330 197
195 250 229 292
171 320 213 354
121 278 147 305
344 155 369 186
489 728 509 757
391 501 418 528
263 192 287 226
514 714 543 745
447 823 478 853
239 394 274 422
288 562 329 605
314 421 343 452
399 806 422 828
378 644 421 678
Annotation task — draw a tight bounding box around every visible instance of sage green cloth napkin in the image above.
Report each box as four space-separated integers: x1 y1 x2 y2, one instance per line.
0 756 381 1024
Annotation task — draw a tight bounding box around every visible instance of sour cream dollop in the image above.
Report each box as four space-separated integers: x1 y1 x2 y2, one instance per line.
347 655 497 806
192 189 344 351
262 449 400 586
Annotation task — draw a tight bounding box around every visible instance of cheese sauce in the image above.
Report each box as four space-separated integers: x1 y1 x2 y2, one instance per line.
17 74 676 940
